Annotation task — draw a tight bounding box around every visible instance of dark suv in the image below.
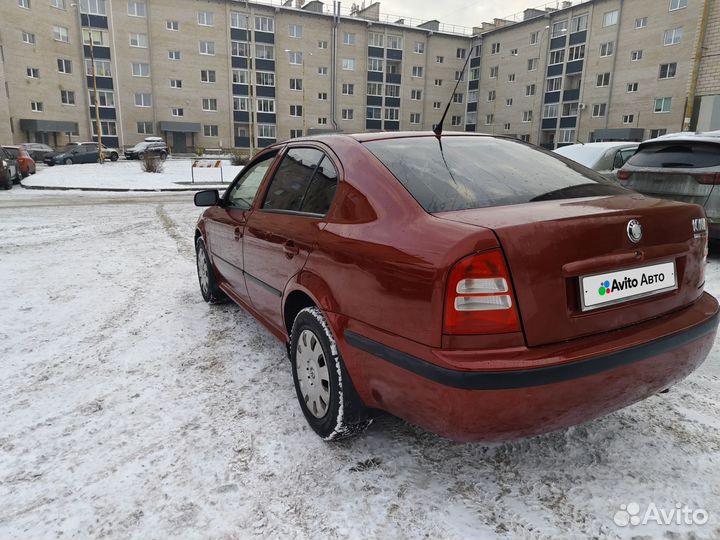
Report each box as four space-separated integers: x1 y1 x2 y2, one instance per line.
125 138 168 160
1 146 20 189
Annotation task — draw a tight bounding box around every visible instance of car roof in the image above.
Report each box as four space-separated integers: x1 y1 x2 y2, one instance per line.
554 142 637 166
641 131 720 147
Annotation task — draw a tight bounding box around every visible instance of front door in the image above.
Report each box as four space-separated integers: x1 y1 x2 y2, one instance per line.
172 132 187 153
204 151 279 303
243 147 339 331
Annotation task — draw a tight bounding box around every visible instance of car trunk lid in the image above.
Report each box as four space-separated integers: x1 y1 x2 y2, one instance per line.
436 194 707 347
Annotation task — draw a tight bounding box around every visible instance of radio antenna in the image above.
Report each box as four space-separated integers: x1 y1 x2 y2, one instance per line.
433 42 474 139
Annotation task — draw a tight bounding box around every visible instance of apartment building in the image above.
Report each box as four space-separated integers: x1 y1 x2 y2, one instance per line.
469 0 709 147
0 0 471 150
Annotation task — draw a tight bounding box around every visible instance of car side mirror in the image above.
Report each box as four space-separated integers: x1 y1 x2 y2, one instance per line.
195 189 220 207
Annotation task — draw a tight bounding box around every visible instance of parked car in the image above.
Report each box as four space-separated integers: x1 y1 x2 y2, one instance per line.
43 142 119 165
124 137 168 160
0 146 20 189
554 142 638 179
22 142 55 162
618 132 720 240
2 145 36 177
193 132 718 442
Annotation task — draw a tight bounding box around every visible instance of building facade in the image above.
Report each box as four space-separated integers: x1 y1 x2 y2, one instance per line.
0 0 470 150
469 0 711 147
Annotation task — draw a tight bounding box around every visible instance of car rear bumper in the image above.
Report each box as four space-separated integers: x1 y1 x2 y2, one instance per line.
337 292 719 441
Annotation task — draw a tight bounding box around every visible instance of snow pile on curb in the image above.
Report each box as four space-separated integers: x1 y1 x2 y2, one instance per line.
22 160 243 191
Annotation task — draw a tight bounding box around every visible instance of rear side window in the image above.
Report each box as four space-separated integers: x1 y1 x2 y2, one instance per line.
364 136 626 213
627 142 720 169
4 148 19 158
262 147 337 215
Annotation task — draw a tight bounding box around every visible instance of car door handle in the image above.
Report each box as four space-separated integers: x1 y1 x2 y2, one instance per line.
283 241 300 258
234 227 242 241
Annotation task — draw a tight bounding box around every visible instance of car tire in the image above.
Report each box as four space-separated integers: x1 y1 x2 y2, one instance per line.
64 158 73 165
290 306 371 441
110 152 119 162
159 151 167 161
138 152 144 160
1 173 11 190
195 237 228 304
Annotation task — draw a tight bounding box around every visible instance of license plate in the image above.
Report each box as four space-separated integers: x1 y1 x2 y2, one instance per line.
580 261 677 311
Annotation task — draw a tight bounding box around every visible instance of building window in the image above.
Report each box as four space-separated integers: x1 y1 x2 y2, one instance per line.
91 121 117 136
197 11 214 26
368 32 383 47
367 107 381 119
503 123 511 131
168 50 181 60
202 98 218 111
385 84 400 97
257 124 276 138
562 102 579 117
53 25 69 43
506 98 513 107
256 44 274 60
289 105 303 117
490 66 498 78
367 83 382 96
485 114 494 125
543 104 559 118
510 48 518 56
137 121 153 134
341 108 353 120
318 40 328 49
129 33 148 48
527 58 538 71
623 114 635 124
128 1 145 17
367 58 383 72
434 79 442 86
412 66 423 77
255 71 274 86
60 90 75 105
51 0 66 8
631 50 643 61
166 20 179 31
552 20 568 38
131 62 150 77
256 98 274 113
491 43 500 54
57 59 72 73
26 67 39 78
650 129 668 138
530 31 539 45
22 31 36 45
522 111 533 123
471 67 480 80
433 101 441 109
289 24 303 38
525 84 536 96
571 14 588 32
455 71 464 81
456 48 466 59
546 77 562 92
89 89 114 107
199 40 215 55
317 117 328 125
670 0 688 10
468 90 478 102
231 41 249 57
341 58 354 70
659 62 677 79
664 27 683 45
317 92 327 100
599 42 614 57
80 0 106 16
654 97 672 113
202 125 218 137
591 103 607 117
233 96 248 111
559 129 576 144
255 16 274 32
507 73 516 82
410 113 421 124
19 0 31 9
388 35 402 49
414 41 424 54
627 82 639 93
635 17 648 29
289 78 302 91
436 55 444 63
451 116 462 127
453 93 464 104
384 108 399 121
233 70 248 84
603 10 619 27
290 129 303 138
86 59 112 76
596 72 610 87
568 45 585 61
170 79 182 88
201 70 217 83
550 50 565 65
343 32 356 45
411 89 422 100
487 90 496 102
230 12 246 29
171 107 184 117
342 83 354 95
134 92 152 107
467 112 477 125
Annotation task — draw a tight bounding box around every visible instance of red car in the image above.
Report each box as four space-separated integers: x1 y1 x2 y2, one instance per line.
194 132 718 442
2 146 36 178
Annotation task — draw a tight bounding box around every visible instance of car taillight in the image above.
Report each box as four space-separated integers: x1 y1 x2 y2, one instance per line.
616 169 631 181
443 249 522 335
694 173 720 185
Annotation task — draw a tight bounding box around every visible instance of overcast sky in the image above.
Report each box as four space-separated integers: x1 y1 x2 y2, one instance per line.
369 0 549 30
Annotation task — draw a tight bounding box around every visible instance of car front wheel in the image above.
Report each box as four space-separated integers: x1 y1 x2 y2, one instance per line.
159 151 167 161
109 152 119 161
195 237 227 303
64 158 73 165
290 307 371 440
1 173 11 190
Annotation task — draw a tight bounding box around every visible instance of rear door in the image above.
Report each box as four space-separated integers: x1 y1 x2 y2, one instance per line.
243 146 339 331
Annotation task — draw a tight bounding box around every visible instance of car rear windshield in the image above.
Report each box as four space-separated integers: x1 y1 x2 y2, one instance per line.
626 141 720 169
363 136 627 213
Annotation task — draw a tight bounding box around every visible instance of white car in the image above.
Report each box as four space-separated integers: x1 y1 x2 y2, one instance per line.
554 142 638 180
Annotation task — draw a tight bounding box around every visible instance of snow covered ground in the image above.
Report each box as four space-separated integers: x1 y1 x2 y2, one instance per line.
1 189 719 540
21 159 242 191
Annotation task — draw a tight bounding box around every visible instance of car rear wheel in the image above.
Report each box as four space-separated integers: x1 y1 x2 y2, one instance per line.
290 307 371 440
64 158 73 165
1 173 11 190
195 237 227 303
159 151 167 161
109 152 119 162
138 152 145 160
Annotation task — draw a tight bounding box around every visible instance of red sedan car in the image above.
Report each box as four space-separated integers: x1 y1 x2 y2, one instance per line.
194 132 718 442
2 146 36 178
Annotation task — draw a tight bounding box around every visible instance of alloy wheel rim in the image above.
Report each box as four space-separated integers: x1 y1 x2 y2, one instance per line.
197 248 209 294
296 329 331 419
